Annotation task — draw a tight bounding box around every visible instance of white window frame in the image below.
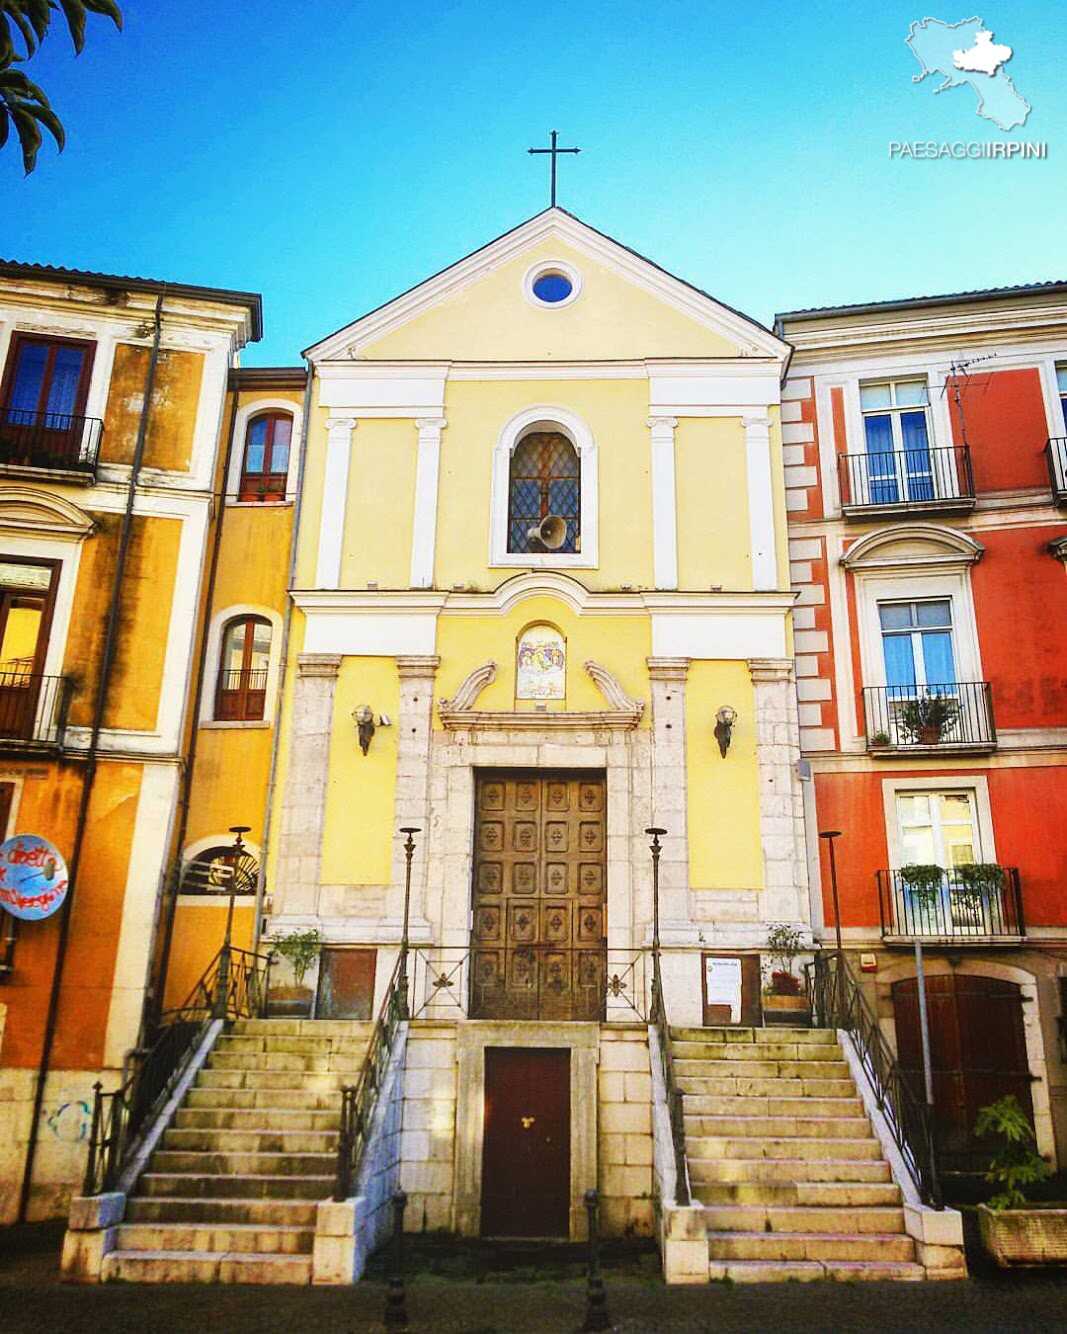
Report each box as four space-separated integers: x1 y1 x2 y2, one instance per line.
226 398 302 504
881 774 996 872
489 405 598 569
859 377 934 453
877 597 956 690
856 571 980 690
198 603 283 727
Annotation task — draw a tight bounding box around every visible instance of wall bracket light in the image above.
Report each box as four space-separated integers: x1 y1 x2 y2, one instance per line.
714 705 738 757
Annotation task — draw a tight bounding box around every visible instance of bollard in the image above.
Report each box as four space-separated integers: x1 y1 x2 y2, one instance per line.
582 1188 611 1332
384 1188 408 1329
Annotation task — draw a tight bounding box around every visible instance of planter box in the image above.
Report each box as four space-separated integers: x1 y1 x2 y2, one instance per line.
761 994 811 1027
978 1202 1067 1266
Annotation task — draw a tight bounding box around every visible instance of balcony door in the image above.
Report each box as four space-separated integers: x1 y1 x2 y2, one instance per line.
861 380 935 505
895 791 990 931
1 335 93 467
0 559 57 740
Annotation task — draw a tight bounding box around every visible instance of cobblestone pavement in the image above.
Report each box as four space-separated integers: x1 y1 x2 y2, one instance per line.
3 1223 1067 1333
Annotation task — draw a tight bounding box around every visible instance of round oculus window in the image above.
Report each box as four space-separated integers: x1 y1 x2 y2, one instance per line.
531 271 574 304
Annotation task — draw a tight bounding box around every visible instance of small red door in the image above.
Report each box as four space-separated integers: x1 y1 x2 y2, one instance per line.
481 1048 570 1238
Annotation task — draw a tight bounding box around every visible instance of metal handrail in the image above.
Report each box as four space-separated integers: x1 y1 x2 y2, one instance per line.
82 944 273 1196
650 955 690 1206
838 443 974 510
877 866 1025 941
1045 437 1067 499
335 953 406 1201
0 406 103 472
863 681 995 749
0 672 73 746
807 951 942 1208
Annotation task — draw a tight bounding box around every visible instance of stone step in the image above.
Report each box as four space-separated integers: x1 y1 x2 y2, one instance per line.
691 1180 902 1208
214 1034 371 1058
676 1058 851 1081
208 1051 366 1074
149 1150 335 1177
673 1041 843 1063
231 1019 372 1038
100 1250 314 1285
115 1222 314 1255
161 1128 338 1155
706 1259 925 1283
702 1204 906 1234
196 1069 351 1092
686 1135 881 1163
689 1157 892 1185
184 1087 340 1112
676 1076 857 1099
126 1197 319 1228
683 1113 873 1140
138 1173 334 1201
672 1027 837 1045
683 1093 864 1118
175 1107 341 1131
707 1231 915 1263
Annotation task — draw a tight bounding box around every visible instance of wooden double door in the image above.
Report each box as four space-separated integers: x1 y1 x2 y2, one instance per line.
470 770 606 1021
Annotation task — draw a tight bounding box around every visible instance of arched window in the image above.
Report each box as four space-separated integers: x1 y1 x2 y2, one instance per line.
215 616 271 721
181 841 259 897
507 431 580 554
239 412 292 501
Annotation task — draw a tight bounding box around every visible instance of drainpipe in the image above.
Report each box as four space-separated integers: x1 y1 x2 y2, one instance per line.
145 376 242 1035
18 291 166 1221
252 362 313 950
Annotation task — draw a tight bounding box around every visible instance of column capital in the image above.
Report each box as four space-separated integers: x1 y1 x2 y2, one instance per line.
741 414 772 432
647 656 691 682
415 416 447 434
296 653 342 680
325 416 358 435
747 656 795 684
647 415 678 435
396 654 441 679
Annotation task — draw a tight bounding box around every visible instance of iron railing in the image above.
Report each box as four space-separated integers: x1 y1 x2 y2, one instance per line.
0 671 73 747
808 951 942 1208
1045 437 1067 502
468 943 608 1021
839 444 974 513
335 954 406 1201
0 407 102 475
83 944 273 1196
651 955 690 1206
877 866 1024 942
863 681 995 750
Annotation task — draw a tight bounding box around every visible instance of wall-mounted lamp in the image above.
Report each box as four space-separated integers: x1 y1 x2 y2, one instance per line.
353 706 392 755
714 705 738 758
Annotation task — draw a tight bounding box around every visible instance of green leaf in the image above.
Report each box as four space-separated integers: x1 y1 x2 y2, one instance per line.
56 0 86 52
0 66 63 172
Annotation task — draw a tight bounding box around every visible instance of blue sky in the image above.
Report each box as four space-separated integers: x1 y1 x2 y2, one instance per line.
2 2 1063 363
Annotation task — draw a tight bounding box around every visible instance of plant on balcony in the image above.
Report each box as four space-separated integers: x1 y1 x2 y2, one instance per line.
762 922 810 1025
899 863 944 906
897 691 958 744
975 1095 1065 1266
870 729 891 747
955 861 1005 908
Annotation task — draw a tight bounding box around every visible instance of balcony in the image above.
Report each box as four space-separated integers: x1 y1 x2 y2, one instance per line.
0 671 73 750
838 445 975 519
863 682 996 754
878 866 1025 945
0 407 102 483
1045 437 1067 504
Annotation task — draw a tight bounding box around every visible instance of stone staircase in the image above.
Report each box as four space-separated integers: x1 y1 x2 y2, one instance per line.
101 1018 373 1283
673 1026 925 1282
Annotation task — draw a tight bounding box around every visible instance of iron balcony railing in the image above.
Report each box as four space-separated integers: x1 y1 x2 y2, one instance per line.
0 407 103 476
1045 437 1067 502
878 866 1024 942
0 671 73 747
863 681 996 750
838 444 974 514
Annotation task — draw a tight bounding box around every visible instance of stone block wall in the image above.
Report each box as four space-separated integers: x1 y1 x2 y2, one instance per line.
597 1025 654 1238
398 1023 457 1233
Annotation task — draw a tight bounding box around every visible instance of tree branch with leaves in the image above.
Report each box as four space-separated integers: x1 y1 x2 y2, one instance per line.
1 1 122 173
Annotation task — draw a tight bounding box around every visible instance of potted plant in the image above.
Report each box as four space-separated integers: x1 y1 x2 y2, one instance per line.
975 1095 1065 1266
762 923 810 1026
898 691 957 744
899 863 944 911
869 729 891 747
267 927 321 1017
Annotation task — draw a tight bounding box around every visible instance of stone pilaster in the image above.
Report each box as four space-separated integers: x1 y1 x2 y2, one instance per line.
388 656 440 931
273 654 342 919
742 414 777 591
315 417 357 589
410 418 446 589
648 416 678 591
646 657 691 930
747 656 810 929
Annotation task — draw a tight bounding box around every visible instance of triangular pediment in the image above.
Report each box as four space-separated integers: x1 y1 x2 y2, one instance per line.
305 210 789 365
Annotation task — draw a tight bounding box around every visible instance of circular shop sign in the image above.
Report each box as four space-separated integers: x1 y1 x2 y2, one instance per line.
0 835 70 921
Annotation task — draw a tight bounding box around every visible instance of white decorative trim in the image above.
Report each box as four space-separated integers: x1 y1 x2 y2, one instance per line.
198 603 284 726
0 486 95 541
410 417 445 588
584 660 644 716
315 417 357 589
226 397 303 502
488 404 598 569
742 415 777 590
522 258 583 309
648 417 678 590
438 660 497 712
853 568 982 692
879 773 995 868
841 522 985 573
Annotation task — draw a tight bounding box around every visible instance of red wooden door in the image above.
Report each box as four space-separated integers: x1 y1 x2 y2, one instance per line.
893 974 1034 1171
481 1048 570 1238
316 948 376 1019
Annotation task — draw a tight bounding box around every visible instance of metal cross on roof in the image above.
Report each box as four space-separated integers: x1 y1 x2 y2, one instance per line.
528 130 581 208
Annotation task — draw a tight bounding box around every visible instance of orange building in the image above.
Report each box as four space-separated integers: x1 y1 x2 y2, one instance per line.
777 283 1067 1182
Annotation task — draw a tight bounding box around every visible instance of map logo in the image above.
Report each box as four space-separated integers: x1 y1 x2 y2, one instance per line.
907 16 1030 132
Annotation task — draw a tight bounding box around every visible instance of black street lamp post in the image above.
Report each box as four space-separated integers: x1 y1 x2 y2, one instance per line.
398 827 419 1020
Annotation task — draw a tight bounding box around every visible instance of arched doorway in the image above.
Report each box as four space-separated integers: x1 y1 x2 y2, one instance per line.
892 973 1034 1171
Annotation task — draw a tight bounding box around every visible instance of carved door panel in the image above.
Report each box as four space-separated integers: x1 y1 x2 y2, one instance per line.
471 771 606 1021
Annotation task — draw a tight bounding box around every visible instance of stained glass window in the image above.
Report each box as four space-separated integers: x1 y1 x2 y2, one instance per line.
507 431 580 553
